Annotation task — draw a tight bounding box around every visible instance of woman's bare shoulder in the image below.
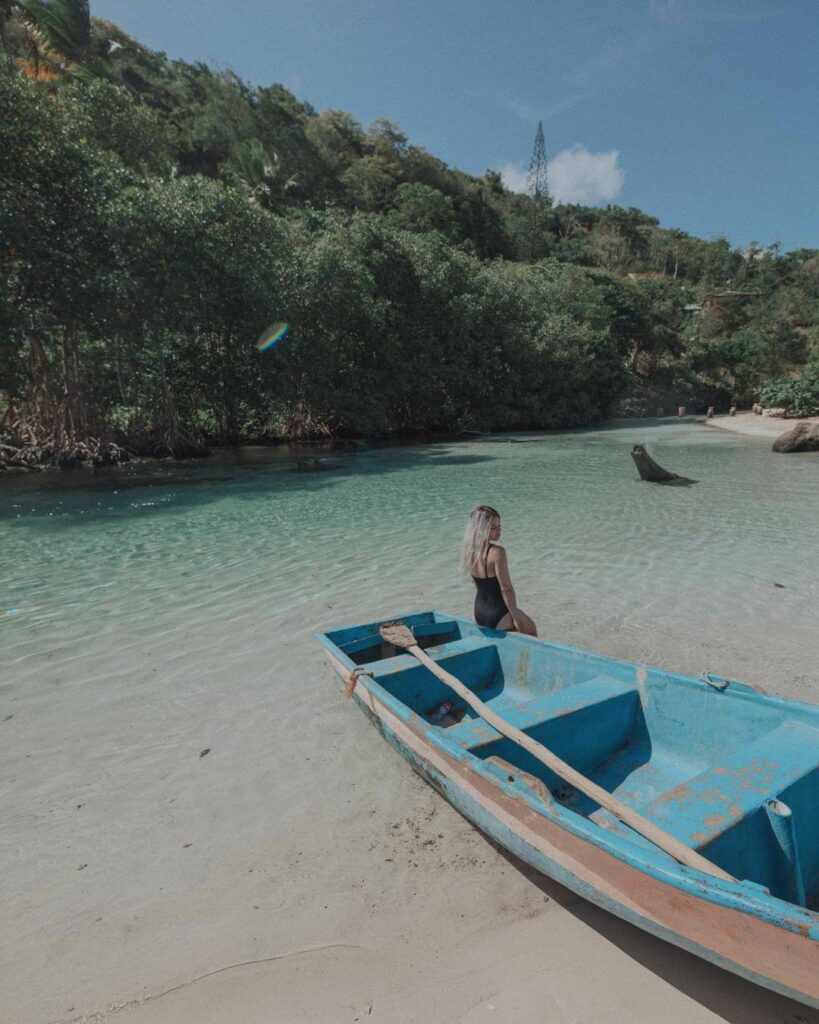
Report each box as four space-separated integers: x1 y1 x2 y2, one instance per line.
488 544 507 562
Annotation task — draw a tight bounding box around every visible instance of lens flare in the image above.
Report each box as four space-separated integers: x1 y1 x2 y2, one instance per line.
256 322 290 352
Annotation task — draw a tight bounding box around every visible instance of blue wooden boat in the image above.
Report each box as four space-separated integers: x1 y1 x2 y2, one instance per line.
317 610 819 1007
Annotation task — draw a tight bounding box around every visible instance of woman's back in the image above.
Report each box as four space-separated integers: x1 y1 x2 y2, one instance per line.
471 545 508 628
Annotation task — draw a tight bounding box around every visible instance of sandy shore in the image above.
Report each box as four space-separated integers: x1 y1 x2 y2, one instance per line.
705 410 819 439
5 617 817 1024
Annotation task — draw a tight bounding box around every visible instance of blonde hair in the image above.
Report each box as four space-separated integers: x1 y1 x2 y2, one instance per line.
460 505 499 577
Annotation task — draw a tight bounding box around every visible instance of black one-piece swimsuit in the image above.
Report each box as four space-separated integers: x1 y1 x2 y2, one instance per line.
472 549 508 628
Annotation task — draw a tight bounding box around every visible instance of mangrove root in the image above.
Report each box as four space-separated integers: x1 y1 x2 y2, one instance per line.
0 438 132 472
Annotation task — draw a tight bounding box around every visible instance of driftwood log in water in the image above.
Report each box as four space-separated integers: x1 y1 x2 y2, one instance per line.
631 443 694 484
293 457 339 472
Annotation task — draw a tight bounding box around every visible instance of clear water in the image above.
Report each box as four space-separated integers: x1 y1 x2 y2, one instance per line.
1 421 818 696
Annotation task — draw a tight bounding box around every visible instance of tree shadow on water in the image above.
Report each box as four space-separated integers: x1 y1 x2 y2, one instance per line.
0 446 496 524
486 840 816 1024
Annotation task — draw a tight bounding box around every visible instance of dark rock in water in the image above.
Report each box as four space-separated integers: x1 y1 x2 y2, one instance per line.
199 747 210 759
772 421 819 453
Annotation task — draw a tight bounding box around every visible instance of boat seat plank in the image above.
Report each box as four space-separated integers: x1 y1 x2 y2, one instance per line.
644 721 819 850
369 635 499 676
441 675 637 750
366 637 504 720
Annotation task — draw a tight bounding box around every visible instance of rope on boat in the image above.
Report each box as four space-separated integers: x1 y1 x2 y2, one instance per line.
701 670 730 691
345 667 374 699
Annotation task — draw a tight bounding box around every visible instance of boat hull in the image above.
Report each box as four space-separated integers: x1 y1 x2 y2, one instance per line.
347 672 819 1008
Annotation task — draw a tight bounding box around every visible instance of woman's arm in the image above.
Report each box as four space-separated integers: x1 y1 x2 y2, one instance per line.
492 547 526 631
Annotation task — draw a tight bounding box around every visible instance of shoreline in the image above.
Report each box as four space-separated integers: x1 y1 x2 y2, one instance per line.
704 411 819 440
0 415 749 478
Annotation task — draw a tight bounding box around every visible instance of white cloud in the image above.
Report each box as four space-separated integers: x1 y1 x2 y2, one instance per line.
501 145 625 206
549 145 624 204
499 162 528 194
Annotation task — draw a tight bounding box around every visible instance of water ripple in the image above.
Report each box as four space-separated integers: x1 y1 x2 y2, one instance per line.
1 426 818 696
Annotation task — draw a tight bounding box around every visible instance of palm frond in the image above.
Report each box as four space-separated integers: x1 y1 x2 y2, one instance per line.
17 0 90 65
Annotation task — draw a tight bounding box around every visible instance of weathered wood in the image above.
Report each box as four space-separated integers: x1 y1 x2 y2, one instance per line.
631 443 692 484
485 755 553 806
772 421 819 454
378 621 736 883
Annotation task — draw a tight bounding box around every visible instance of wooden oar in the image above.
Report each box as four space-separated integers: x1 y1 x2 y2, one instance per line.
379 621 736 884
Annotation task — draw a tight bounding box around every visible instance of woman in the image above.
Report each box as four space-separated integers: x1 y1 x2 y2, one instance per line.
460 505 537 635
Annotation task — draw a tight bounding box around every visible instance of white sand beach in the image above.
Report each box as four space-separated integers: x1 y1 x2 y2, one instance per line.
705 411 819 439
2 426 818 1024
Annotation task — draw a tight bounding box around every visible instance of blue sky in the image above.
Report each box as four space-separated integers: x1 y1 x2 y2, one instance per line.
94 0 818 251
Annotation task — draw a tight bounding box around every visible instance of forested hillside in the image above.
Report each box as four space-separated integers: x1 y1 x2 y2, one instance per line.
1 5 817 467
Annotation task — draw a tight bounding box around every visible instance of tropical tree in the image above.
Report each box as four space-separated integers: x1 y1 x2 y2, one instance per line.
389 182 457 237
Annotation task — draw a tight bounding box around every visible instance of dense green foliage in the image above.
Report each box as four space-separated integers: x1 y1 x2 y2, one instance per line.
1 11 817 466
759 361 819 417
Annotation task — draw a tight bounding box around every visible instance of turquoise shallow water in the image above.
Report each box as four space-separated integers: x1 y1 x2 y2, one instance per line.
1 420 818 694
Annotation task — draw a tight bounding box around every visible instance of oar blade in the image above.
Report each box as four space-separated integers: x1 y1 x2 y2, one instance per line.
379 620 416 649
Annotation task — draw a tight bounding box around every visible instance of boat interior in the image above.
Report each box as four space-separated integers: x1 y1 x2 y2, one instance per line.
324 611 819 910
